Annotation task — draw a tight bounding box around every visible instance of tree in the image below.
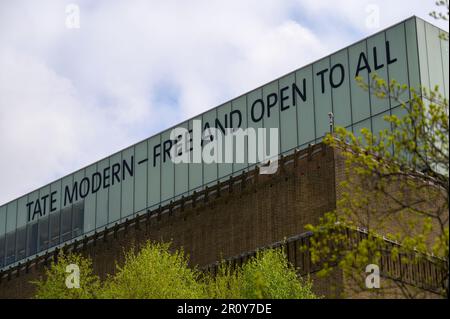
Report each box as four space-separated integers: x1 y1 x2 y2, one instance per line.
33 241 318 299
204 248 318 299
99 242 205 299
305 4 449 298
33 251 101 299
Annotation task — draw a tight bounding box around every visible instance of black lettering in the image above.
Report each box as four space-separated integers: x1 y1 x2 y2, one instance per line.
32 199 42 220
50 191 57 212
330 63 345 88
280 86 290 111
316 68 329 94
92 172 102 193
373 46 384 70
122 156 134 180
112 163 121 185
103 167 111 188
356 52 371 77
386 41 397 65
215 116 227 136
292 79 307 105
153 144 161 167
79 177 90 198
64 182 78 206
251 99 264 122
230 110 242 128
163 140 172 162
41 194 49 216
266 93 278 117
26 201 33 222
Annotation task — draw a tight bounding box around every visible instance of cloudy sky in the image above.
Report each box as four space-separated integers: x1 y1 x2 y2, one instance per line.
0 0 448 205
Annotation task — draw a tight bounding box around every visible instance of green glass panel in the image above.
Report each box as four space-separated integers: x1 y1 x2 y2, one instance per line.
148 135 161 209
279 73 298 153
330 49 352 128
296 65 315 145
134 140 148 213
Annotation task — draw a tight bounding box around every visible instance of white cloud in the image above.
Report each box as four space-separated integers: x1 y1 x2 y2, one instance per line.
0 0 447 205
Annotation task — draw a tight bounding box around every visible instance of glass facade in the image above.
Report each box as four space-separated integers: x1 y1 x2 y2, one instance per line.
0 16 448 270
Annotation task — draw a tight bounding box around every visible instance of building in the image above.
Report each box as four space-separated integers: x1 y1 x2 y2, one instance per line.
0 16 448 298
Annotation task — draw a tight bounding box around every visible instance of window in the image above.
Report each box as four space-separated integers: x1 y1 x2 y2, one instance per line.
72 202 84 238
49 212 61 248
0 236 5 268
38 217 49 252
61 207 73 242
5 232 16 266
26 222 38 257
15 226 27 262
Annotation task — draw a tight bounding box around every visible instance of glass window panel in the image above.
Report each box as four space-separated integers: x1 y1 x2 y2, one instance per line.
61 207 73 242
202 109 218 186
415 19 430 90
5 232 16 265
349 40 371 123
174 122 189 198
313 57 332 139
38 217 49 252
121 147 135 219
0 205 7 237
367 32 390 114
296 65 315 146
189 117 203 189
15 226 27 261
134 141 148 212
148 135 162 208
6 201 17 233
49 211 61 248
217 103 233 180
262 80 281 162
440 30 449 99
405 18 421 95
231 96 248 176
26 222 38 257
72 201 84 238
161 129 175 203
0 235 5 268
279 73 298 154
247 88 263 170
96 159 109 229
425 23 445 96
16 196 28 232
84 165 96 234
330 49 352 129
386 23 410 107
108 153 122 224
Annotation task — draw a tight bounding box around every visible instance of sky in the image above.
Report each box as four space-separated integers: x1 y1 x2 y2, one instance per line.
0 0 448 206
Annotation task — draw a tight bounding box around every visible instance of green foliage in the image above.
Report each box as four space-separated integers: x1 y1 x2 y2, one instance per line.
237 249 317 299
34 242 318 299
306 70 449 297
33 251 101 299
99 242 205 299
